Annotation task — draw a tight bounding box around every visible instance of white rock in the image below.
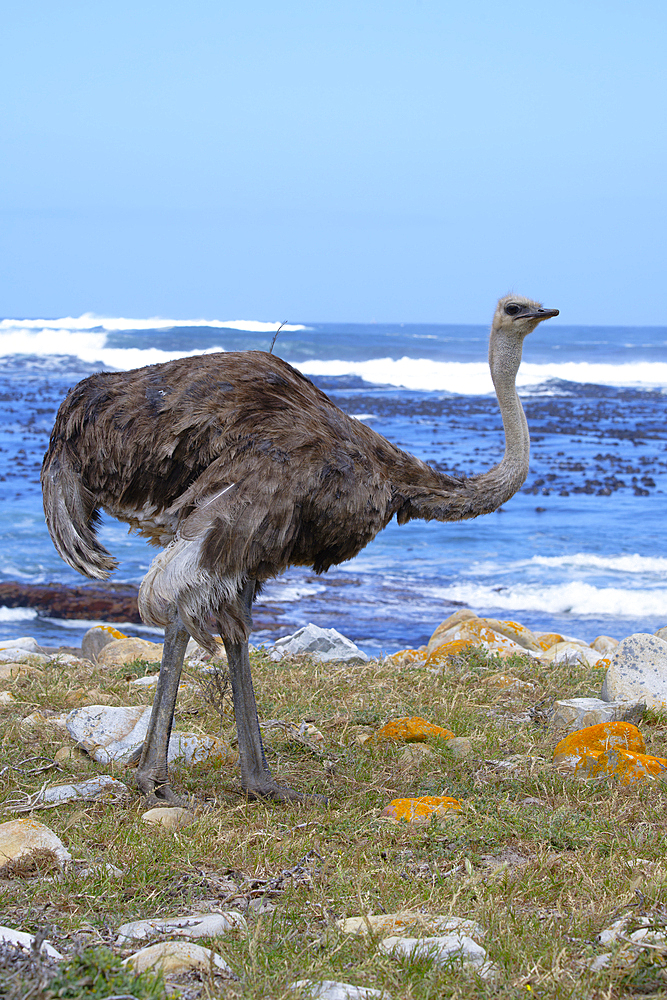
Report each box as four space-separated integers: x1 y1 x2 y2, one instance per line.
116 910 247 945
141 807 195 830
0 818 72 868
551 697 645 731
601 634 667 709
0 924 63 960
9 776 129 812
586 953 612 971
542 642 604 666
129 674 160 688
290 981 389 999
0 648 48 664
269 624 368 664
66 704 233 765
0 637 43 654
591 635 618 655
0 691 16 704
379 934 496 978
122 940 234 976
337 913 484 939
20 710 69 732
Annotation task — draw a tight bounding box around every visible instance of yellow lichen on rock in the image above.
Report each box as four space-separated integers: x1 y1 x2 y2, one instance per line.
553 721 646 762
424 639 475 666
551 721 663 783
573 747 667 784
374 716 455 744
381 795 461 824
386 648 424 667
536 632 565 651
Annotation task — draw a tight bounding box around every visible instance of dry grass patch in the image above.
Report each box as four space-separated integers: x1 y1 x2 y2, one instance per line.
1 645 667 997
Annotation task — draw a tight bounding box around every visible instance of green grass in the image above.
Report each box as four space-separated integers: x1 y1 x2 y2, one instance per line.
1 645 667 998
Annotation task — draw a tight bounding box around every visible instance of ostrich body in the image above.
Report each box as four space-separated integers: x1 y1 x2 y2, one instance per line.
42 295 558 804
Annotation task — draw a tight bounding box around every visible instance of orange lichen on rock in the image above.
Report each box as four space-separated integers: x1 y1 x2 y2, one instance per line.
381 795 461 824
424 639 475 666
536 633 565 651
374 716 455 744
386 649 424 667
551 721 666 784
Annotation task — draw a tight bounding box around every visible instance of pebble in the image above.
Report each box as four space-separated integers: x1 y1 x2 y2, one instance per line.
0 817 72 870
483 672 534 692
141 806 196 830
601 633 667 708
289 981 389 999
122 940 235 976
591 635 619 655
541 642 604 666
551 697 645 731
381 795 461 824
0 924 63 960
66 703 236 766
0 691 16 704
116 910 247 944
0 662 31 681
379 933 496 978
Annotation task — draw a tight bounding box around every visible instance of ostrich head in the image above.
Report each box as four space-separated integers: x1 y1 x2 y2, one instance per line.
493 294 559 339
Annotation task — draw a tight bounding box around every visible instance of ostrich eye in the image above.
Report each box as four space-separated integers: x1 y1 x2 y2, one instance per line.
504 303 522 316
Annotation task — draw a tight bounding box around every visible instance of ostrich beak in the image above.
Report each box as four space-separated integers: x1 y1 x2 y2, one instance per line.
526 307 559 321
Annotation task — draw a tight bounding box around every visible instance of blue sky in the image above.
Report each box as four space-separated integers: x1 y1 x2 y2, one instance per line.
2 1 666 324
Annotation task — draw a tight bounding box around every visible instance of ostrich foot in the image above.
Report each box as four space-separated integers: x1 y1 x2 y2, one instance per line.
134 769 189 808
243 779 328 806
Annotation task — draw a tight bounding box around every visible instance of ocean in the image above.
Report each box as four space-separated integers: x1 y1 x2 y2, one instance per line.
1 313 667 657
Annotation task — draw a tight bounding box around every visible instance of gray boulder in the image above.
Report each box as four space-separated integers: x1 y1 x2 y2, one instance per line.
601 633 667 709
269 624 368 663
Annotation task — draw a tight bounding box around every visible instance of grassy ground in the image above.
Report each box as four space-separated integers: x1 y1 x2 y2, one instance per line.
1 644 667 998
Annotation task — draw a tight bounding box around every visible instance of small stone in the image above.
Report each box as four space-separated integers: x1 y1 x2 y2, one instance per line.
385 648 424 667
269 624 368 664
0 662 29 682
426 610 479 654
654 627 667 642
81 625 126 662
374 717 454 744
551 697 646 731
122 940 234 976
397 744 435 765
0 924 63 960
289 981 389 999
0 691 16 704
536 632 565 650
446 737 473 758
483 672 534 692
129 674 160 689
116 910 247 945
97 637 164 668
141 807 195 830
379 934 495 978
0 818 72 873
601 634 667 709
53 746 89 768
0 637 44 656
337 913 484 938
381 796 461 824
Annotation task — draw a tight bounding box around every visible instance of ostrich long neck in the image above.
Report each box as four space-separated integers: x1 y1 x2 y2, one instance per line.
392 323 530 525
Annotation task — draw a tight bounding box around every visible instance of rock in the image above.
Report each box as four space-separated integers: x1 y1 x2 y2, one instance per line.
290 982 389 999
552 721 667 784
141 807 196 830
0 580 142 622
397 744 435 766
268 624 368 663
381 796 461 824
425 619 535 664
541 642 604 666
0 637 43 655
0 691 16 704
601 634 667 708
654 627 667 642
536 632 565 650
551 697 646 731
129 674 160 689
186 636 227 664
591 635 619 654
116 910 247 944
81 625 126 662
0 640 48 664
53 746 89 768
0 924 63 960
0 818 72 873
20 710 70 733
8 776 129 812
66 704 236 766
123 940 235 976
379 934 495 978
426 609 479 654
337 913 484 939
374 717 454 744
474 618 541 651
385 648 424 667
96 638 164 668
446 737 473 758
0 662 32 681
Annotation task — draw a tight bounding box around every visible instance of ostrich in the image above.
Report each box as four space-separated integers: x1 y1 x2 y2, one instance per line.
42 294 558 805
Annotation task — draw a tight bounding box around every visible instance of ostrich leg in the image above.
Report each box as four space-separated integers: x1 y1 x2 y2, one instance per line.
224 580 327 803
135 617 190 804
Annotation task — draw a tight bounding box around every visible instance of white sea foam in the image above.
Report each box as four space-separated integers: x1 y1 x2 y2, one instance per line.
427 581 667 618
0 606 38 622
0 314 305 333
296 357 667 394
471 552 667 577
